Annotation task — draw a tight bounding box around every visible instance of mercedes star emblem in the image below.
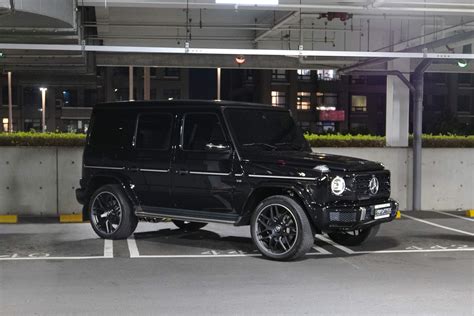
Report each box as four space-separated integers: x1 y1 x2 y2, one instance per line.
369 176 379 195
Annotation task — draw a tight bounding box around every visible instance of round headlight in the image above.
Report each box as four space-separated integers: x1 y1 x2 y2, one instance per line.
331 176 346 195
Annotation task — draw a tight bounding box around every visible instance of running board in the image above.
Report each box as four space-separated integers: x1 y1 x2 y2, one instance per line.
136 207 239 225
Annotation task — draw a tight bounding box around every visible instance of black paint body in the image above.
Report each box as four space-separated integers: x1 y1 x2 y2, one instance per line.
76 100 398 232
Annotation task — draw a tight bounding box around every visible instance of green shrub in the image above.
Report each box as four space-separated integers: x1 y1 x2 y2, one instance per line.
0 132 472 148
305 133 474 148
0 132 86 146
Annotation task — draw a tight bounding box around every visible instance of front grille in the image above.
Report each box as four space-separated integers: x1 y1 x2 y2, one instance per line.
352 172 390 199
329 211 357 222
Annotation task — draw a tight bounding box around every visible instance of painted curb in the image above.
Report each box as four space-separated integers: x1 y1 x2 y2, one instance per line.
59 214 83 223
0 215 18 223
466 210 474 218
396 211 402 219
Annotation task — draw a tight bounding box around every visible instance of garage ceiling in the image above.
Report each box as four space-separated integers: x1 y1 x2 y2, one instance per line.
1 0 474 72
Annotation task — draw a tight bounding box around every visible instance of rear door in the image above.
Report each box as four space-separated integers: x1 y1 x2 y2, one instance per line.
132 111 175 208
171 111 235 213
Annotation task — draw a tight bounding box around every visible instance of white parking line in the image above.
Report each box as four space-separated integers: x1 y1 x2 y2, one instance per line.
312 245 332 255
104 239 114 258
403 213 474 236
355 248 474 254
432 211 474 222
127 236 140 258
314 234 355 254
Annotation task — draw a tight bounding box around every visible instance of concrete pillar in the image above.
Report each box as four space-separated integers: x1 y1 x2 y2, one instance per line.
217 68 221 100
288 70 298 115
447 74 457 114
256 70 271 104
386 59 410 147
143 67 150 101
105 67 114 102
129 66 134 101
8 72 13 132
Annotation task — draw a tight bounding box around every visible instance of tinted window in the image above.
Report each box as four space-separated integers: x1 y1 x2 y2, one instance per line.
136 114 173 150
182 113 226 151
89 109 135 148
225 108 309 152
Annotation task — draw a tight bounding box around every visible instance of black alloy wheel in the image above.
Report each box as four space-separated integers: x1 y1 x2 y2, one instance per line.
89 184 138 239
251 195 314 261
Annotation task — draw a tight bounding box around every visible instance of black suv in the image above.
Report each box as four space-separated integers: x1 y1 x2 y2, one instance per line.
76 100 398 260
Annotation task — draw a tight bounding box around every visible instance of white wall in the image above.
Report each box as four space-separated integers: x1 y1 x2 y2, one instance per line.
0 147 472 216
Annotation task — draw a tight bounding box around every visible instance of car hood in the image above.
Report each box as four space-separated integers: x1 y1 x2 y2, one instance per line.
241 150 384 172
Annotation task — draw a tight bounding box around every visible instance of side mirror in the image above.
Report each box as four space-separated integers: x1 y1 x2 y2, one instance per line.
205 142 231 153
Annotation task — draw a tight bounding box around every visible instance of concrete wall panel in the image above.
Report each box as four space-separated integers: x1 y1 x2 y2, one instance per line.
0 147 472 216
57 147 83 215
0 147 57 216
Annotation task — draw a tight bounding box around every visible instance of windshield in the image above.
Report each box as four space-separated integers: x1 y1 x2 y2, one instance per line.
224 108 310 152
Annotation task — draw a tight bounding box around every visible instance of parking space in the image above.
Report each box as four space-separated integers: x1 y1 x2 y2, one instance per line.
0 222 109 260
1 211 473 315
1 211 471 260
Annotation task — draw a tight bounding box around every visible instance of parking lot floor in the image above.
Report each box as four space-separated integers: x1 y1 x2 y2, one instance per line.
0 211 473 315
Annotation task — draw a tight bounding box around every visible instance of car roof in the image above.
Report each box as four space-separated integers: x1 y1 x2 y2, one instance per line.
93 99 279 110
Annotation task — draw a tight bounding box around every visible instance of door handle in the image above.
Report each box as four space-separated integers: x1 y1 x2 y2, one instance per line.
128 167 140 172
177 169 189 175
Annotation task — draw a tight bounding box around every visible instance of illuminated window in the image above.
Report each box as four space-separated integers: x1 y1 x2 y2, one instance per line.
2 118 8 132
297 69 311 80
351 95 367 112
316 69 336 81
297 92 311 110
271 91 286 107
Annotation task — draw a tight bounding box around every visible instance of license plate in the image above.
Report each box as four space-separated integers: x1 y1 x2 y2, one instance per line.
374 203 392 219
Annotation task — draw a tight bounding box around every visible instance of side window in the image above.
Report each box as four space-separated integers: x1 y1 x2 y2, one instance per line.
89 109 135 148
182 113 226 151
136 113 173 150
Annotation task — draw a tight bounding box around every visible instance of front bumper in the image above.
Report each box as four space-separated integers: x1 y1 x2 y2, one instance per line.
314 199 399 232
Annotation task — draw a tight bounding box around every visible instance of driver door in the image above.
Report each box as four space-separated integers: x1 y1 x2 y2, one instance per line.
171 112 235 213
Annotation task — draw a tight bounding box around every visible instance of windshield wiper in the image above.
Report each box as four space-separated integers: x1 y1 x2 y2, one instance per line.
242 142 277 151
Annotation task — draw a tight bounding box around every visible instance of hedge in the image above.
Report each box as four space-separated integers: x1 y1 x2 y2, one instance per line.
0 132 473 148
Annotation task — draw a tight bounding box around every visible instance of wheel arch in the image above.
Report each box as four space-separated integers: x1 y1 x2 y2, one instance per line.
83 174 140 216
237 183 316 229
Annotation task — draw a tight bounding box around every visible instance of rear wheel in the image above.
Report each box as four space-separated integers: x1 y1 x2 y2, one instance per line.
327 225 380 246
251 195 314 261
89 184 138 239
172 220 208 231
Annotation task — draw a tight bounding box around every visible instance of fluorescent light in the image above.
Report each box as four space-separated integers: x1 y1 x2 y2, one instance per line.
457 59 468 68
216 0 278 5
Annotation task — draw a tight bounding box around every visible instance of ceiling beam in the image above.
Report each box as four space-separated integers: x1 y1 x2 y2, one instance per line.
254 11 299 42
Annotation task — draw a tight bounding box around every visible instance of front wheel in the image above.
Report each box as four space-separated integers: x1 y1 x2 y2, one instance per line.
327 225 380 246
251 195 314 261
89 184 138 240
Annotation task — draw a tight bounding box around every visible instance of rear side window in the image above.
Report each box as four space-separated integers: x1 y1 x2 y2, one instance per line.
89 109 135 149
182 113 226 151
136 113 173 150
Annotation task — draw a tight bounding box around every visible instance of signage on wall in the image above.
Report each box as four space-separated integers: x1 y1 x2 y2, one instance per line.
319 110 345 122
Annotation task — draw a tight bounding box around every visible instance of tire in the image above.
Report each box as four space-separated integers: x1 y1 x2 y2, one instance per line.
172 220 208 231
250 195 314 261
327 224 380 246
89 184 138 240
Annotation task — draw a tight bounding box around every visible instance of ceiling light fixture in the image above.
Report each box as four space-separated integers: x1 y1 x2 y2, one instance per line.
215 0 278 5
